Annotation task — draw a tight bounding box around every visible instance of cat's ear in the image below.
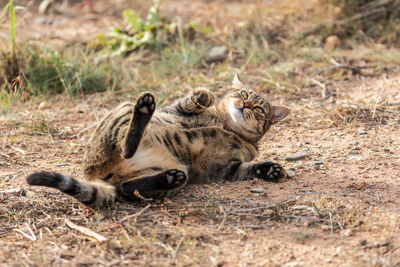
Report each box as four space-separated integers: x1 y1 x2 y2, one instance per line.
232 73 245 88
271 106 290 123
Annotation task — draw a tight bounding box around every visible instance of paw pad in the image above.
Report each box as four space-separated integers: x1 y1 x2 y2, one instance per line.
162 169 187 189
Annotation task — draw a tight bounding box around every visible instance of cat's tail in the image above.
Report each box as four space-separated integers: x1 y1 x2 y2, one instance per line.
26 171 116 209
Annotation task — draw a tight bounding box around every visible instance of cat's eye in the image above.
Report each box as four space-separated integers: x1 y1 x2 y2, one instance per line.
240 91 248 99
254 107 264 114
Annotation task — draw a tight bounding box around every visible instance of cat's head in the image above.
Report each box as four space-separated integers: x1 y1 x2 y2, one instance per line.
218 74 290 142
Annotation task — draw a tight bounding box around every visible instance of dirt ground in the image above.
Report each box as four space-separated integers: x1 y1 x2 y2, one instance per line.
1 1 400 266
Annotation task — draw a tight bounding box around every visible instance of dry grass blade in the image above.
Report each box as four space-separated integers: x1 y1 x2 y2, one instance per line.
13 223 36 241
65 218 108 242
118 204 151 223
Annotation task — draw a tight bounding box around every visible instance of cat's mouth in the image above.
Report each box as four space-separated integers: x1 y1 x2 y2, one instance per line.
228 100 251 122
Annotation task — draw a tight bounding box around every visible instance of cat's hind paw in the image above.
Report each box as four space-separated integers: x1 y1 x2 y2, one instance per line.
254 161 286 181
160 169 187 190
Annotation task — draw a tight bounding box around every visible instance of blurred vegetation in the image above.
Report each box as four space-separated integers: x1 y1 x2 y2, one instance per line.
1 0 400 107
313 0 400 43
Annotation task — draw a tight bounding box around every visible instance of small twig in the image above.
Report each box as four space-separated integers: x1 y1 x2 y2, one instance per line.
55 66 71 102
310 78 327 98
14 223 36 241
0 151 11 158
372 85 385 120
329 212 333 235
118 204 151 223
134 190 153 201
10 145 25 156
65 218 108 242
173 235 186 258
77 124 97 138
240 48 255 72
217 206 227 231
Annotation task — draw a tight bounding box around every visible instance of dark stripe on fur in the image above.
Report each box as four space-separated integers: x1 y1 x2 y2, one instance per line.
174 133 182 146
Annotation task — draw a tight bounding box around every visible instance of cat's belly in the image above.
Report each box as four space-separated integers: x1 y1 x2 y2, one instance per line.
115 142 187 179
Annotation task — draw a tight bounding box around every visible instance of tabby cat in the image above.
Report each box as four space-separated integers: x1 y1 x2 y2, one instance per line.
27 74 290 208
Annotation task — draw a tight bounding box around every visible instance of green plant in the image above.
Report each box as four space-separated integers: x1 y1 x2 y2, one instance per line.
1 0 16 57
93 3 202 57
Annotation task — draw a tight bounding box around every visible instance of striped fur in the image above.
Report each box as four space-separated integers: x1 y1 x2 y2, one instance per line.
26 75 290 209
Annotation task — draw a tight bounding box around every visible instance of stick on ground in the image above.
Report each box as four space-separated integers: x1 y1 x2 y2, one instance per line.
65 218 108 242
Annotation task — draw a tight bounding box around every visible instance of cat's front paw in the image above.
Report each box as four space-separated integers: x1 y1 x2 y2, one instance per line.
136 92 156 115
191 87 215 108
254 161 286 181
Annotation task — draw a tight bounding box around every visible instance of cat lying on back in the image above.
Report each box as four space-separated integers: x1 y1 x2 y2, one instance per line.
27 74 290 208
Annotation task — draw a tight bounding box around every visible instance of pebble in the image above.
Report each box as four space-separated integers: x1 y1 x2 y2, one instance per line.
337 132 344 136
0 187 26 197
357 131 367 135
332 158 341 164
205 46 228 63
39 101 49 110
320 137 327 140
286 169 296 177
348 156 363 161
55 163 69 167
348 150 360 155
304 140 311 144
285 154 306 162
250 187 265 193
342 229 353 236
314 161 323 166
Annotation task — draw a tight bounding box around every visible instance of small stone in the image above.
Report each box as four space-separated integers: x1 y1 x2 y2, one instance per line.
324 35 340 51
0 187 26 197
314 161 323 166
342 229 352 236
348 150 360 155
337 132 344 136
359 239 367 246
303 183 308 187
348 156 363 161
250 187 265 193
304 140 311 144
357 130 367 135
55 163 69 167
285 154 306 162
205 46 228 63
332 158 341 164
320 137 327 140
286 169 296 178
39 102 49 110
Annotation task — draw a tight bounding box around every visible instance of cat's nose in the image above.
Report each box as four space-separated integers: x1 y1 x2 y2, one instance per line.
243 101 253 109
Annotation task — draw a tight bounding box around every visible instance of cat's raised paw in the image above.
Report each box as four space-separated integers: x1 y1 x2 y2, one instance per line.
192 88 215 108
254 161 285 181
136 93 156 115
